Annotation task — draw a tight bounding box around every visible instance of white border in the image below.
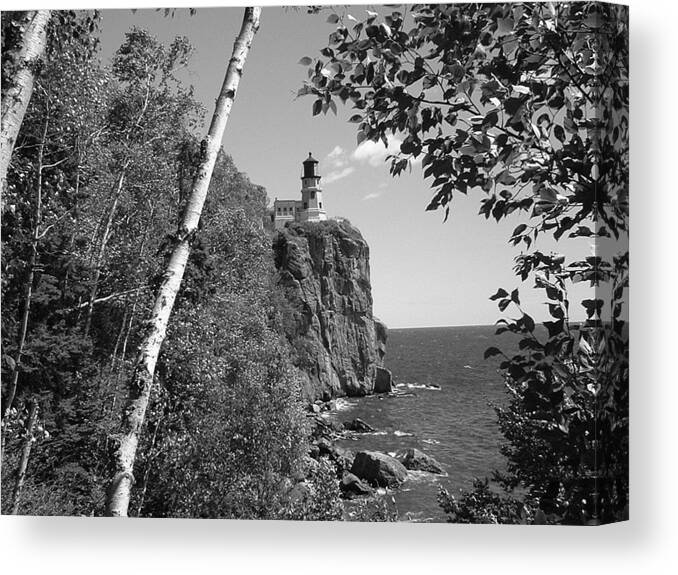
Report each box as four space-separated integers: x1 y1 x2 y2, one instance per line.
2 1 677 573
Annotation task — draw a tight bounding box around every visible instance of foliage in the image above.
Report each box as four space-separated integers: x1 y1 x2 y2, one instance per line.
303 2 629 524
345 494 399 522
2 20 337 520
438 479 536 525
137 201 342 519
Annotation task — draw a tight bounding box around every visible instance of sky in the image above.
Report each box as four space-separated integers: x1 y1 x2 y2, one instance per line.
97 4 591 328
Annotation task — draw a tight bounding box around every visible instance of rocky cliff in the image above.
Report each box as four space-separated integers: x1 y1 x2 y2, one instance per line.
273 220 389 401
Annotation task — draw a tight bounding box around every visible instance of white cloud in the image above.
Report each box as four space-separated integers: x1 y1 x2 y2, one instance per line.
362 192 383 201
323 166 355 184
352 135 403 167
325 145 348 169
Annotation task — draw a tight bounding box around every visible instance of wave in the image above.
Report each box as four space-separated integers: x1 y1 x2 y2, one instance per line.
422 438 441 445
396 382 441 391
333 398 355 412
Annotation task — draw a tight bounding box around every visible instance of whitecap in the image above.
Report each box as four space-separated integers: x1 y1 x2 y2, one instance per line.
422 438 441 445
404 383 440 391
393 430 415 437
333 398 354 412
463 365 472 369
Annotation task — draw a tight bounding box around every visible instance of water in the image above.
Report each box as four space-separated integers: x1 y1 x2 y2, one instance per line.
329 325 520 522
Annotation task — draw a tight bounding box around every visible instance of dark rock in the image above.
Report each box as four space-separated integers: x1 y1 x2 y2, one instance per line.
314 439 354 476
351 451 408 487
316 438 333 457
395 448 444 474
308 443 320 460
273 221 389 400
332 446 355 475
340 472 373 499
374 366 393 393
343 418 375 433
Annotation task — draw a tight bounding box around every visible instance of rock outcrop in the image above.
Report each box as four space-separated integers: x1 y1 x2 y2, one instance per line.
374 366 393 393
351 451 408 488
340 472 373 499
395 448 445 474
273 220 388 400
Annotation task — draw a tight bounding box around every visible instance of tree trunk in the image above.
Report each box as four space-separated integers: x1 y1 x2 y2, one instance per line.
83 165 129 335
10 398 39 515
105 6 261 517
0 10 51 197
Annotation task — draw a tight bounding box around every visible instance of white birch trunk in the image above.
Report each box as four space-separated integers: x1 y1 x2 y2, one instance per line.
105 6 261 517
0 10 51 197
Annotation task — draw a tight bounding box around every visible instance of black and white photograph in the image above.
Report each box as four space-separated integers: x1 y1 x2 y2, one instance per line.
1 0 629 534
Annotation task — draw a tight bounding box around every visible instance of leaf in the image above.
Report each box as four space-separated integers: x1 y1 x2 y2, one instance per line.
490 288 509 301
512 223 527 237
543 319 564 338
484 347 503 360
327 14 340 24
4 355 16 370
553 124 566 142
348 114 363 123
483 110 499 128
510 289 520 305
312 99 322 116
298 56 312 66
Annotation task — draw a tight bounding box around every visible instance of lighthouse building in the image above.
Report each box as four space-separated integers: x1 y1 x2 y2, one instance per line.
273 153 327 230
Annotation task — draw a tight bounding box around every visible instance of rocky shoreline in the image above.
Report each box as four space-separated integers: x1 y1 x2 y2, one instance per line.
304 389 446 518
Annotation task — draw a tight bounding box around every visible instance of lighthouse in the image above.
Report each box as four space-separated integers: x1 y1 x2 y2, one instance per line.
273 153 328 230
299 153 327 223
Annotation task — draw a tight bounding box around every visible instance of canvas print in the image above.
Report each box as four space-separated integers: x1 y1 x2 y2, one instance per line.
0 3 628 524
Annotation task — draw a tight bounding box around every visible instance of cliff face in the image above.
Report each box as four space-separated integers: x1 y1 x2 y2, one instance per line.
273 220 388 401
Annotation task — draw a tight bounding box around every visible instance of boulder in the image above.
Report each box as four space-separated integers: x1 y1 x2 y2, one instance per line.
395 448 444 474
374 366 393 393
316 438 333 456
333 446 355 475
340 472 373 499
308 443 320 460
314 439 354 476
343 418 375 433
351 451 408 487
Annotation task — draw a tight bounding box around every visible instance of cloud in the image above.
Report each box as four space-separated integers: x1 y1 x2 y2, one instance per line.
325 145 348 169
324 166 355 184
320 135 418 187
362 191 383 201
352 135 403 167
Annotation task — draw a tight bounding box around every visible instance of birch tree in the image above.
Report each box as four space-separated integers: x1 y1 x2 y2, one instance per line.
105 6 262 517
1 10 51 197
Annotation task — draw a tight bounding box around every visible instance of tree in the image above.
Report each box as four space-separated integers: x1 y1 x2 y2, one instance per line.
105 6 262 517
1 11 51 196
1 10 99 200
301 3 628 524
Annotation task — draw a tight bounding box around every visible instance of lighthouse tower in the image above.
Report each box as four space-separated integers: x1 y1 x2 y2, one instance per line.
272 153 328 230
298 153 327 223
